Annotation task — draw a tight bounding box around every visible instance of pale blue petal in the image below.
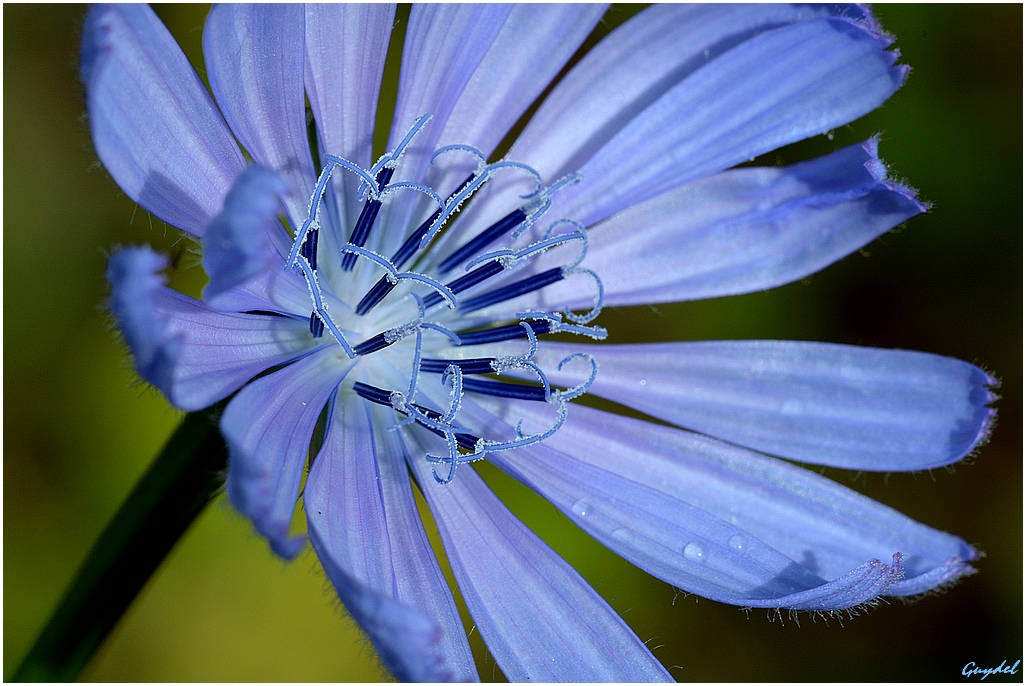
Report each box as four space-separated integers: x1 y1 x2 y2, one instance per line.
405 427 672 682
109 247 314 409
306 402 477 681
223 348 353 559
531 340 996 471
585 139 926 305
304 4 393 171
147 288 315 411
510 4 873 181
81 4 245 235
203 4 315 229
556 15 908 225
405 3 606 264
205 267 346 321
369 5 511 272
304 4 395 262
199 165 341 318
202 166 289 304
468 398 977 610
388 5 510 161
463 140 925 320
436 5 606 160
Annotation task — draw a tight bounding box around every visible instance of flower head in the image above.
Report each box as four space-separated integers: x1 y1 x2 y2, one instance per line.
86 4 995 681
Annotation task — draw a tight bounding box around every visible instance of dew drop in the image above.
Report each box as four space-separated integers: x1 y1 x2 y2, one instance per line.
728 534 747 552
639 379 647 386
683 541 707 563
571 498 590 518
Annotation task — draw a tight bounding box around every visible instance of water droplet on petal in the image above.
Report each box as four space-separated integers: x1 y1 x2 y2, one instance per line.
639 379 647 386
572 498 589 518
683 541 707 563
728 534 747 551
610 528 634 546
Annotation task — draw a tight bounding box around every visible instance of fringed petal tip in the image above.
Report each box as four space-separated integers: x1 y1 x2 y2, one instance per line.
887 550 980 599
225 462 307 561
311 527 459 682
862 136 932 213
202 165 289 305
106 247 181 396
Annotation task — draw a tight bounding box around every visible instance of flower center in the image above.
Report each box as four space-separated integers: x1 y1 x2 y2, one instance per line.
287 114 605 483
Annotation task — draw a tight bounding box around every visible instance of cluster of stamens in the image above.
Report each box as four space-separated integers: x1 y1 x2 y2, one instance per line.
284 115 605 483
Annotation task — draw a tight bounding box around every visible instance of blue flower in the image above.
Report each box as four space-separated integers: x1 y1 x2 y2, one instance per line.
85 4 996 682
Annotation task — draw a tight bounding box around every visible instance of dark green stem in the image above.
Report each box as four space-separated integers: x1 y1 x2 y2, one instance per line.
12 407 228 682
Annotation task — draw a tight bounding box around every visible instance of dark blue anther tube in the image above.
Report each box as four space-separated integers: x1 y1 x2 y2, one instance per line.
355 174 476 316
458 267 564 313
354 382 480 450
455 320 551 346
300 227 318 271
353 332 392 356
309 312 324 338
437 208 527 274
461 378 547 402
422 260 505 309
341 166 394 271
420 358 496 375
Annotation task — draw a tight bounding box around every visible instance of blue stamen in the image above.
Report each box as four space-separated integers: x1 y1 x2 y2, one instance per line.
309 312 324 338
300 226 319 271
455 320 552 346
342 243 457 309
420 358 496 375
422 260 505 309
465 222 587 272
439 364 463 423
341 166 393 271
355 382 480 453
461 378 548 402
355 174 477 316
458 267 565 313
437 208 527 274
293 255 355 358
562 267 605 324
353 332 390 356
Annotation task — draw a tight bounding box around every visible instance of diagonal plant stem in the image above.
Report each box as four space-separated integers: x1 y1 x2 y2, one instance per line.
12 406 228 682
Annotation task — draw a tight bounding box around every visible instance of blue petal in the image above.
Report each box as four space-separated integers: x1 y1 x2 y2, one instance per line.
202 166 289 304
557 15 908 225
108 247 314 410
465 140 926 320
222 347 353 559
511 4 873 181
199 166 338 317
107 247 180 394
404 424 672 682
400 4 607 263
371 5 511 266
528 338 995 471
389 5 510 164
147 289 315 411
469 398 978 610
306 402 477 681
304 5 395 258
203 4 315 231
81 4 245 235
585 139 927 305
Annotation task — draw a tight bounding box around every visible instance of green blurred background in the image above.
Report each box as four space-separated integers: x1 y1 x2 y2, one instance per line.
4 4 1021 682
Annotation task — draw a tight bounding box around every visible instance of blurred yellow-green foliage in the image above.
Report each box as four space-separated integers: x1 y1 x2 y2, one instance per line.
4 4 1022 682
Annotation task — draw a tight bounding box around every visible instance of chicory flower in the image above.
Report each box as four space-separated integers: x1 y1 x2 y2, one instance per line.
85 4 995 681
